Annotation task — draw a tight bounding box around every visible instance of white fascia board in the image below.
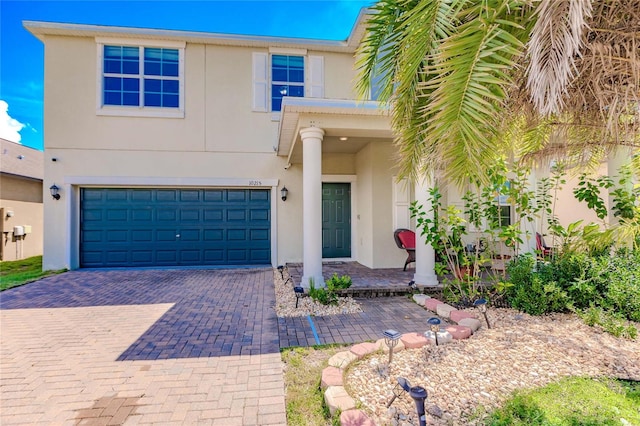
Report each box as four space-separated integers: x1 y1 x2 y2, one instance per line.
64 176 279 188
23 20 357 53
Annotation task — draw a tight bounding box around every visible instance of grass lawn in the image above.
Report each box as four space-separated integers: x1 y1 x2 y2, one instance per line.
486 376 640 425
281 345 347 426
0 256 66 291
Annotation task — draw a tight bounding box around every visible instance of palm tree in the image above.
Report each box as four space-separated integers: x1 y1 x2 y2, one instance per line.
356 0 640 185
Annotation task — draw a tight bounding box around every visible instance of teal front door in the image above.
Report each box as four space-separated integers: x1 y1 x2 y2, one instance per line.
322 183 351 258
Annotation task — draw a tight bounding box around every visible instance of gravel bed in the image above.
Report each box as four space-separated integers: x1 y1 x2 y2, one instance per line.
346 309 640 425
273 268 362 318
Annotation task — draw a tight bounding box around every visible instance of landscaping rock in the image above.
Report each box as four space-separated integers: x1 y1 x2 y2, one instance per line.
445 325 472 339
458 317 482 332
424 330 453 345
424 298 443 312
449 310 477 323
412 294 430 305
324 386 356 415
436 303 457 319
329 351 359 369
400 332 429 349
350 342 378 359
321 366 343 389
340 409 376 426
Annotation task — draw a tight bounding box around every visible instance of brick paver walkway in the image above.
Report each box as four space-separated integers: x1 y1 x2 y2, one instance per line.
0 268 285 425
278 297 449 347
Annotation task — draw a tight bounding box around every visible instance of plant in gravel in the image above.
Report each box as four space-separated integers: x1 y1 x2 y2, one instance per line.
326 273 352 291
308 282 337 306
580 306 638 339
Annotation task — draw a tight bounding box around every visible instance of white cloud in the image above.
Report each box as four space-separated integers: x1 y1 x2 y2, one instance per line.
0 100 25 144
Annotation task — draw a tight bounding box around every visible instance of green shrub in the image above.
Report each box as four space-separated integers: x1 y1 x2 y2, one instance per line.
326 273 352 291
506 255 570 315
308 274 353 306
603 251 640 322
308 283 338 306
580 306 637 339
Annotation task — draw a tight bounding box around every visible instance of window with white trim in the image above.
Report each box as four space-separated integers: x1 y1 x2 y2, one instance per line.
97 40 185 117
271 55 304 112
494 183 512 227
251 51 324 113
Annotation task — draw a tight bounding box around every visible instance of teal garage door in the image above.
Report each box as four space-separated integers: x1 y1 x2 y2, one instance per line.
80 188 271 268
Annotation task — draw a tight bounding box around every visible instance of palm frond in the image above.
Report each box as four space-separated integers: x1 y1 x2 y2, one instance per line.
526 0 592 116
419 1 527 185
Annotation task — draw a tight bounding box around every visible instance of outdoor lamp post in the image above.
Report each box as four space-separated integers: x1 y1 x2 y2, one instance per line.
474 298 491 329
383 329 402 365
427 317 441 346
386 376 411 407
277 265 284 280
385 376 428 426
409 385 428 426
293 286 304 308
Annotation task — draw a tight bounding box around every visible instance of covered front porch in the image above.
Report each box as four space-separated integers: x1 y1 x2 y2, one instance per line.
277 98 439 289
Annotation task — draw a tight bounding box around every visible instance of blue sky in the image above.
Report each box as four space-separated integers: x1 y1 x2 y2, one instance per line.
0 0 373 151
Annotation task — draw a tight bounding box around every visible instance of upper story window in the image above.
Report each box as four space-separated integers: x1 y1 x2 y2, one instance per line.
270 55 304 112
97 38 185 118
252 50 324 115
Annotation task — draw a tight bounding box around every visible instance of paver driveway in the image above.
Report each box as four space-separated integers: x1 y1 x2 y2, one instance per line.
0 268 286 425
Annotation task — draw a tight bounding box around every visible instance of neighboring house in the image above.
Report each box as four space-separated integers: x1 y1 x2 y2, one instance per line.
24 13 618 285
0 138 44 261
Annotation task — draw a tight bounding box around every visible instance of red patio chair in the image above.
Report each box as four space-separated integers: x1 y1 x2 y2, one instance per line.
536 232 554 259
394 228 416 271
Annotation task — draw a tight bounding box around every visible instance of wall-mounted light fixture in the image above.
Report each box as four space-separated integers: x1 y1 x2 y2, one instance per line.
49 184 61 200
281 186 288 201
5 210 14 218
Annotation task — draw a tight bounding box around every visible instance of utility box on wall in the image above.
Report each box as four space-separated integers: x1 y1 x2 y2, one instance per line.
23 225 32 234
13 225 25 236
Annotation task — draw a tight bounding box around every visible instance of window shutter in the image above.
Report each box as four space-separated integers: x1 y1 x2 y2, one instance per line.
392 177 411 230
307 55 324 98
252 52 268 112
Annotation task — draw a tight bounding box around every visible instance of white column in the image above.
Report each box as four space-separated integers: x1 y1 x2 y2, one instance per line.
413 174 439 286
300 127 325 288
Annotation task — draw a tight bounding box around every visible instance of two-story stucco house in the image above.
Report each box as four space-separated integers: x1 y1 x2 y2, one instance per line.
25 11 442 287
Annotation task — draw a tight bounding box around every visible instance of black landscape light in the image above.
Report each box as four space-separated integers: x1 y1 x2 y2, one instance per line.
427 317 441 346
293 286 304 308
386 376 411 407
474 298 491 329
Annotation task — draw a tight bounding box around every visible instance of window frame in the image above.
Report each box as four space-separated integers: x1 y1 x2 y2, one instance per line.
96 37 186 118
270 53 305 113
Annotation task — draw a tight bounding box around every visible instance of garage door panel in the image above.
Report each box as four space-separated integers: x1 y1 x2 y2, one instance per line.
227 210 246 221
107 230 128 242
131 189 153 202
132 251 153 263
180 190 201 202
204 229 223 241
80 188 270 267
106 189 128 201
180 210 200 221
157 209 177 221
204 189 224 202
227 190 247 202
